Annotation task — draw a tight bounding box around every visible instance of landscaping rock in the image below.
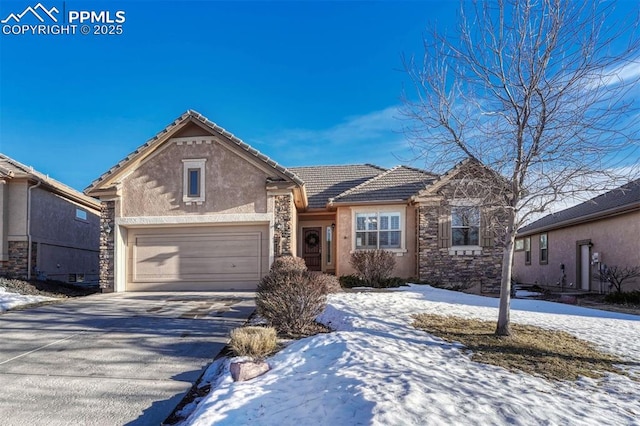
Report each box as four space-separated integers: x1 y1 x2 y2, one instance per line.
559 294 578 305
230 361 270 382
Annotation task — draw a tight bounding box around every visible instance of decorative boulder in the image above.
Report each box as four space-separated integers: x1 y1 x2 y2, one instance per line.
230 361 270 382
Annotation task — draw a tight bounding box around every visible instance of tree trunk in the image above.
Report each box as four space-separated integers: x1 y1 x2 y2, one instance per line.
496 210 517 336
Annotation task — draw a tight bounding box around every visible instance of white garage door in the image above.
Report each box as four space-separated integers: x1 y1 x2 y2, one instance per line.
127 225 268 291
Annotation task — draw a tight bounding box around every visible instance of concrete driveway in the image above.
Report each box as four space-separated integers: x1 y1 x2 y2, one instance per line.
0 292 255 426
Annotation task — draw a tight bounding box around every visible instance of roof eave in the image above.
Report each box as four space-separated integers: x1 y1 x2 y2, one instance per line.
517 203 640 236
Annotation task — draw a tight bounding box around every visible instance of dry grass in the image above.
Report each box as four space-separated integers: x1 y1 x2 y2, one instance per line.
229 326 278 360
412 314 627 381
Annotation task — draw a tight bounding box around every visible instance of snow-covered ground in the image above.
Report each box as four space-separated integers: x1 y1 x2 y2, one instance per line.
0 286 55 313
182 285 640 426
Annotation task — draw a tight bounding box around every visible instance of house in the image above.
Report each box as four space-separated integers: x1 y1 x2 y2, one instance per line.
0 154 101 284
513 178 640 293
86 110 505 292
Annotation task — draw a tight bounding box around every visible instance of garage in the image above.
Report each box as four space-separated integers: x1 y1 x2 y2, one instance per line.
126 225 269 291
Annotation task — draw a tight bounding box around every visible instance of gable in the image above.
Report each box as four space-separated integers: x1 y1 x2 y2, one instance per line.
120 135 273 217
85 110 304 200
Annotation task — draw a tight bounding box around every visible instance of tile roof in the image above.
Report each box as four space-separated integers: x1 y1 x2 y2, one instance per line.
331 166 437 204
289 164 386 209
86 110 303 193
519 178 640 234
0 153 100 209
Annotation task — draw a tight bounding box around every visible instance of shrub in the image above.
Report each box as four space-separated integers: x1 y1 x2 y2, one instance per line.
604 291 640 305
309 272 341 294
339 274 366 288
256 269 327 335
229 326 278 360
339 274 407 289
270 255 307 274
349 250 396 288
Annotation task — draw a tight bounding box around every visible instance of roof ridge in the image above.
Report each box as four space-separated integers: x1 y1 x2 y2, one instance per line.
396 164 438 177
330 165 400 202
288 163 386 170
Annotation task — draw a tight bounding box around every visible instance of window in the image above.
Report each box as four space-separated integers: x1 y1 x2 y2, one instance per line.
187 168 201 197
182 159 206 204
75 208 87 221
355 212 401 250
524 237 531 265
451 206 479 246
515 239 524 251
539 233 548 264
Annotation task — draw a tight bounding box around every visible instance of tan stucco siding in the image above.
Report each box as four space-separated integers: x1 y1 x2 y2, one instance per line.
121 141 270 217
513 211 640 291
6 179 28 239
335 205 417 279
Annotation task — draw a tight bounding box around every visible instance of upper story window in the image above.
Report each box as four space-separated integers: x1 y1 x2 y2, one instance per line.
182 159 206 204
539 233 548 264
75 208 87 221
355 211 402 250
451 206 479 246
515 239 524 251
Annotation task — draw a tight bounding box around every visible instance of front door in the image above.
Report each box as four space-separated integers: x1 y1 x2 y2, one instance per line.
302 227 322 271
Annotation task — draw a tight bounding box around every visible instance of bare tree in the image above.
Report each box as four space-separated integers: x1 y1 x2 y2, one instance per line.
402 0 640 335
594 265 640 294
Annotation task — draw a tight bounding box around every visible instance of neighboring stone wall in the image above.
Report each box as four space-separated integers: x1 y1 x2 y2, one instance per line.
418 205 503 290
274 194 293 256
99 201 115 292
4 241 29 279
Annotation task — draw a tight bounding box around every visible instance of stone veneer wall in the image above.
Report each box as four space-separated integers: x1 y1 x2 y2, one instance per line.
99 201 115 292
274 194 293 256
4 241 29 279
418 205 503 289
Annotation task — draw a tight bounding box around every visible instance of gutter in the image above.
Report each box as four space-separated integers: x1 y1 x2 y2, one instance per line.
27 179 42 280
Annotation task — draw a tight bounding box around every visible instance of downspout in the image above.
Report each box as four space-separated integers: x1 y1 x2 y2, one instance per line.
27 179 42 280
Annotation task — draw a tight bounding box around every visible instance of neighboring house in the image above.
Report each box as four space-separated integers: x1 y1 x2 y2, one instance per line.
0 154 101 284
513 179 640 293
86 110 505 292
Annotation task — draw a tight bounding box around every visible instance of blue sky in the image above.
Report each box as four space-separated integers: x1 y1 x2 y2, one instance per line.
1 1 638 192
1 0 454 191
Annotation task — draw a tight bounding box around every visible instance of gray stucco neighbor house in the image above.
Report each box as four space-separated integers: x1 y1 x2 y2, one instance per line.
514 178 640 292
0 154 101 283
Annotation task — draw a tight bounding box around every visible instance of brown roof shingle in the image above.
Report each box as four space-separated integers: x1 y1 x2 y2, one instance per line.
331 166 437 204
289 164 386 209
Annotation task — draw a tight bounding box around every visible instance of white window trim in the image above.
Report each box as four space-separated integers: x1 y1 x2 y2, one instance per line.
182 159 206 205
351 206 407 254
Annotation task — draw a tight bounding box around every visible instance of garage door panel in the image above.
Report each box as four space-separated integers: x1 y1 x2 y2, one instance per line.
135 234 260 258
133 257 260 282
126 226 268 291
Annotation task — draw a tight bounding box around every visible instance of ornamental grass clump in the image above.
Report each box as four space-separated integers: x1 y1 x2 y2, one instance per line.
229 326 278 360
